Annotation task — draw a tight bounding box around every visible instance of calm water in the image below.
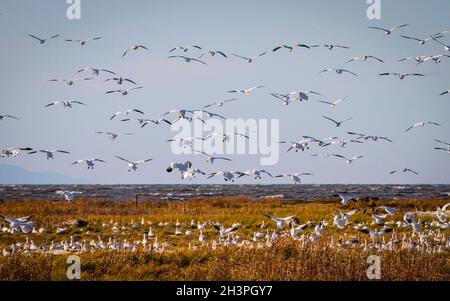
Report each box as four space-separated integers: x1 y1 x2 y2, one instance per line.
0 184 449 201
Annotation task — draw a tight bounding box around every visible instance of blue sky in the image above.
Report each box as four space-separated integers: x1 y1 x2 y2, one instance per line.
0 0 449 184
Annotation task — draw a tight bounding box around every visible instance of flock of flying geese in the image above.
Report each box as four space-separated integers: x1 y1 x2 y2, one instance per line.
1 23 449 185
1 195 449 255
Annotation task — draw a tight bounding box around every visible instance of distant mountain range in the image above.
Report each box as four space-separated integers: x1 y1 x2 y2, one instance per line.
0 164 92 184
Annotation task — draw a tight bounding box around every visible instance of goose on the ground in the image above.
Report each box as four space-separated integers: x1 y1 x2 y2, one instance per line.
320 68 357 76
317 96 347 107
72 158 107 169
368 24 408 35
27 33 60 44
168 55 207 65
405 121 441 132
110 109 144 120
115 156 152 172
193 150 231 164
28 150 70 160
231 52 267 63
322 116 353 127
64 36 102 45
45 100 86 108
106 86 143 96
56 190 82 202
123 45 150 57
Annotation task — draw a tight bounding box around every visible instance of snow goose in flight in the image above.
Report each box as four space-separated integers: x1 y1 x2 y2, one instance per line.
332 154 363 164
115 156 152 172
77 67 115 76
288 90 322 101
169 45 202 53
48 78 94 86
346 55 383 63
64 36 102 45
207 171 239 182
105 77 137 85
401 34 444 45
320 68 357 76
417 54 450 65
347 132 393 142
166 161 192 173
435 147 450 154
106 86 143 96
270 93 292 106
56 191 82 202
278 139 310 152
389 168 419 175
122 118 172 127
322 116 353 127
368 24 408 36
27 33 60 44
310 44 350 50
0 114 19 121
123 45 150 57
275 172 314 184
228 85 265 96
45 100 86 108
368 213 388 225
232 51 267 63
434 139 450 148
199 50 227 58
167 137 205 148
193 150 231 164
431 36 450 51
236 169 273 180
360 227 393 238
72 158 106 169
96 132 133 141
405 121 441 132
181 168 206 181
436 203 450 223
110 109 144 120
440 89 450 96
376 206 398 215
199 110 226 120
162 109 205 123
214 223 241 238
168 55 207 65
272 43 310 52
317 96 347 108
263 214 298 229
28 149 70 160
1 147 33 158
379 72 424 80
206 132 249 143
203 98 237 109
334 194 357 206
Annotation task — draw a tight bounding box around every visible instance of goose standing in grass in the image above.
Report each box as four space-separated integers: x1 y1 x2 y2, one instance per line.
322 116 353 127
228 85 265 96
368 24 408 36
77 67 115 76
96 131 133 141
346 55 383 63
122 45 149 57
320 68 357 76
231 52 267 63
405 121 441 132
436 203 450 223
214 223 241 238
72 158 107 169
115 156 152 172
263 214 298 230
110 109 144 120
45 100 86 108
275 172 314 184
331 154 364 164
56 191 82 202
168 55 207 65
193 150 231 164
28 149 70 160
106 86 143 96
27 33 60 44
64 36 102 46
0 114 20 121
379 72 424 80
317 96 347 107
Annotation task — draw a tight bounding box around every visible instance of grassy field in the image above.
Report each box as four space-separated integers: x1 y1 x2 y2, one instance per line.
0 197 449 280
